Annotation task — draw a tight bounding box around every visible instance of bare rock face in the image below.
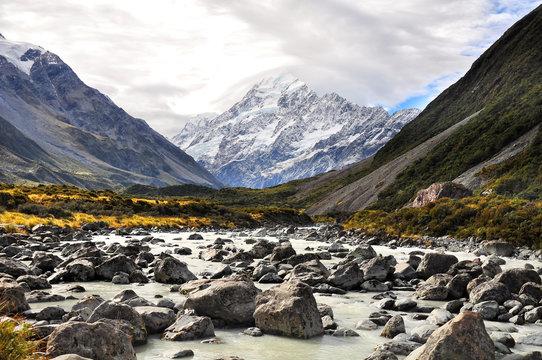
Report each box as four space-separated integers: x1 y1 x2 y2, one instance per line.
183 276 260 326
0 278 29 314
412 182 472 208
253 279 324 339
405 311 494 360
46 321 136 360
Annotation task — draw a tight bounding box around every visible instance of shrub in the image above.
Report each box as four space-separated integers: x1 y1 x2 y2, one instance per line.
0 316 44 360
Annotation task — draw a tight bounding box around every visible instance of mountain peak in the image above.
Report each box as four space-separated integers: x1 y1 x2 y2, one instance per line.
0 36 44 75
253 72 305 96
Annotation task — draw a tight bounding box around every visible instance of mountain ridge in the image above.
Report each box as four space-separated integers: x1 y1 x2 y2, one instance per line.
173 73 419 188
0 36 223 189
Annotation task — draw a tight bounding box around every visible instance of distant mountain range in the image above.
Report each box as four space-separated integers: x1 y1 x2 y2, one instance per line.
172 73 419 188
0 34 222 189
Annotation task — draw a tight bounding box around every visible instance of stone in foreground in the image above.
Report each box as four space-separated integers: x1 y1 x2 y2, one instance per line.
253 279 323 339
46 321 136 360
405 311 494 360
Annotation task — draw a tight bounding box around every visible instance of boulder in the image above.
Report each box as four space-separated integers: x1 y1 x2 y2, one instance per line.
412 182 472 208
415 284 448 300
46 321 136 360
36 306 66 321
495 269 541 294
381 315 405 338
253 279 323 339
329 261 364 290
67 295 104 321
416 253 458 280
154 255 197 284
16 275 51 290
31 252 62 272
361 255 396 281
286 259 330 286
427 308 454 326
0 257 31 277
0 278 29 314
65 259 96 282
469 280 511 304
87 300 147 345
446 273 472 299
248 240 276 259
394 263 416 280
520 282 542 300
472 300 499 320
135 306 176 334
95 255 138 281
364 350 398 360
347 244 377 260
405 311 494 360
162 315 215 341
483 240 515 257
269 244 296 262
184 276 260 326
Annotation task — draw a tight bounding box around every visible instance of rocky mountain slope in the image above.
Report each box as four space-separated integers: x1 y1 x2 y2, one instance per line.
302 4 542 214
0 35 222 189
173 74 419 188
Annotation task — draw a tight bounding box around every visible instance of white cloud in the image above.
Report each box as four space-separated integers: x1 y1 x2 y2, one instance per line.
0 0 540 135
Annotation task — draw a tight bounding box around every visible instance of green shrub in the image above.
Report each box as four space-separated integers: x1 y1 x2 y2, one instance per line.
0 316 44 360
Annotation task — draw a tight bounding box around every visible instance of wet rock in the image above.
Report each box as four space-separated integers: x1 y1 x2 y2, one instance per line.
162 315 215 341
87 300 147 345
469 280 511 304
328 261 363 290
135 306 176 334
364 350 398 360
169 349 195 358
46 321 136 360
348 244 377 260
427 308 453 326
285 259 330 286
95 255 138 281
416 253 458 280
154 255 197 284
483 240 515 257
254 279 324 339
16 274 51 290
495 269 541 294
405 311 494 360
375 340 421 356
184 276 260 326
361 255 396 281
381 315 405 338
0 278 29 314
269 244 296 262
519 282 542 300
65 259 96 282
472 300 499 320
0 256 31 277
239 326 263 337
36 306 66 321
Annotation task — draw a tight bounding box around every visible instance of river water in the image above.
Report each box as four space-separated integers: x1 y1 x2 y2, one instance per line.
29 228 542 359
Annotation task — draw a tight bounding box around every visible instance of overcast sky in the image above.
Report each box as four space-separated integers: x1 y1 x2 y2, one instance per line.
0 0 540 136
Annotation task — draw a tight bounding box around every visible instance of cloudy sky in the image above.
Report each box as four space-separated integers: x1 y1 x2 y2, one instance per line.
0 0 540 136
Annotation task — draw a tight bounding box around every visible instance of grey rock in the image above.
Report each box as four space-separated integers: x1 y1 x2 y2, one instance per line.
416 253 458 279
472 300 499 320
381 315 405 338
154 255 197 284
162 315 215 341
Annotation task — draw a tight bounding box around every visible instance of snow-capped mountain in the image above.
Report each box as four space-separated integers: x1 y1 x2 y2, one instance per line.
0 35 222 189
173 73 420 188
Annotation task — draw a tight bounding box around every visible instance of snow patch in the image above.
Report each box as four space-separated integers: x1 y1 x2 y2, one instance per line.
0 37 44 75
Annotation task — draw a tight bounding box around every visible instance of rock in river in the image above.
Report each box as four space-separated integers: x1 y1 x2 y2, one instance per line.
253 279 323 339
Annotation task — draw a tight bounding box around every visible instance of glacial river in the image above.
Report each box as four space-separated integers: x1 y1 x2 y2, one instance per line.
29 228 542 359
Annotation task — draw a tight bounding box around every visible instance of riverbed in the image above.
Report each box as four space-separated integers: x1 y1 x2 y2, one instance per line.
28 228 542 359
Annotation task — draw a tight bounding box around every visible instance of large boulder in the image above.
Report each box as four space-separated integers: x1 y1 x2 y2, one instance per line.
361 255 396 281
469 280 511 304
495 269 541 294
46 321 136 360
184 276 260 326
95 255 138 281
66 295 104 321
65 259 96 282
405 311 494 360
482 240 515 257
329 261 364 290
253 279 323 339
31 252 62 272
154 255 197 284
162 315 215 341
412 182 472 208
87 300 147 345
416 253 458 280
285 259 330 286
347 244 377 260
269 244 296 262
248 239 276 259
135 306 176 334
0 278 29 314
0 257 31 277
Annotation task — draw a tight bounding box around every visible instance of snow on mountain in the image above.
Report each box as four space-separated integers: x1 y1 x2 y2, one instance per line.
172 73 420 188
